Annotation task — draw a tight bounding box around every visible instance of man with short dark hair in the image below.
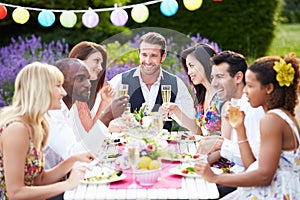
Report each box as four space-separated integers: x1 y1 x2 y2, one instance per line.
200 51 265 198
109 32 195 130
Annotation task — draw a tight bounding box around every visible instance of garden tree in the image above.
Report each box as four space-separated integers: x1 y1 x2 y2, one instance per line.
281 0 300 23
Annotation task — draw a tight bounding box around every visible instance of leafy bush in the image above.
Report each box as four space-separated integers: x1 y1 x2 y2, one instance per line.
0 34 221 107
280 0 300 23
127 0 282 58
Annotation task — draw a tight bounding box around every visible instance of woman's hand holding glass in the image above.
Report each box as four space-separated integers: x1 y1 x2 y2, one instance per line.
161 102 179 118
226 99 245 129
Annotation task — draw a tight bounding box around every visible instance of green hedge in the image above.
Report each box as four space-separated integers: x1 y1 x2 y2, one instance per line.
1 0 282 59
127 0 282 58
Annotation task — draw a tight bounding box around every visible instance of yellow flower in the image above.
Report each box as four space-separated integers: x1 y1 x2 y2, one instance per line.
273 59 295 87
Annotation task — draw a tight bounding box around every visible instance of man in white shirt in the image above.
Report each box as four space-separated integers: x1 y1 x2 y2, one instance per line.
45 58 122 170
206 51 265 197
109 32 195 131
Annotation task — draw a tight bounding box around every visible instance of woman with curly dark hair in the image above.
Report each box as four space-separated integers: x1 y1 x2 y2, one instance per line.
194 53 300 199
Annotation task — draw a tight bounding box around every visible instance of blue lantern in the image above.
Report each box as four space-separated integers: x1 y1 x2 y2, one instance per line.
160 0 179 17
38 10 55 27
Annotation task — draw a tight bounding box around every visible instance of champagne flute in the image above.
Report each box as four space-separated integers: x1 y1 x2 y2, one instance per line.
128 145 139 188
161 85 172 121
152 112 163 134
118 84 128 97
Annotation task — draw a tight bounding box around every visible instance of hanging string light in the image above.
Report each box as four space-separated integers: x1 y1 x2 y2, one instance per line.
38 10 55 27
110 5 128 26
0 5 7 19
0 0 206 28
12 7 30 24
160 0 179 17
131 4 149 23
82 9 99 28
183 0 203 11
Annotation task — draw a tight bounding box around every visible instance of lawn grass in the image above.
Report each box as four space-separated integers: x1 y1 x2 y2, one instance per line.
266 23 300 57
269 24 300 123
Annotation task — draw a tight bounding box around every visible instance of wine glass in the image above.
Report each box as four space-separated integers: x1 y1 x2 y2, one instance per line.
127 145 140 188
161 85 172 121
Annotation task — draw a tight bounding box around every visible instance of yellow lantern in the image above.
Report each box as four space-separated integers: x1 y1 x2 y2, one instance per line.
183 0 203 11
131 4 149 23
12 7 30 24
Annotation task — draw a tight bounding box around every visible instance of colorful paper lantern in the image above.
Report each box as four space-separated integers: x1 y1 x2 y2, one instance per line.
183 0 203 11
160 0 179 17
0 5 7 20
110 8 128 26
60 11 77 28
82 10 99 28
38 10 55 27
12 7 30 24
131 4 149 23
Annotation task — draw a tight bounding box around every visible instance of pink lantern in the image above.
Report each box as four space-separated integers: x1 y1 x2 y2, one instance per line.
82 10 99 28
110 8 128 26
0 5 7 20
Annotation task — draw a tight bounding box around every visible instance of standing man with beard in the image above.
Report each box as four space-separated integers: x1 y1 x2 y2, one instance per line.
109 32 195 130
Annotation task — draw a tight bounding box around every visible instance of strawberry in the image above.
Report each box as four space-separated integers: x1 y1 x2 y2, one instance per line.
193 154 200 159
189 135 195 140
181 169 189 174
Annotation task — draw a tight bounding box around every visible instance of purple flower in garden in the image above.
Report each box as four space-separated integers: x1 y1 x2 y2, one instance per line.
0 32 221 108
0 34 69 107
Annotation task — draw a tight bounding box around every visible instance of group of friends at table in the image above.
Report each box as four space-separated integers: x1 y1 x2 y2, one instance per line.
0 31 299 200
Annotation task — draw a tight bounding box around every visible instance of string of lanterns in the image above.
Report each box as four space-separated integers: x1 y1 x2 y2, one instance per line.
0 0 222 28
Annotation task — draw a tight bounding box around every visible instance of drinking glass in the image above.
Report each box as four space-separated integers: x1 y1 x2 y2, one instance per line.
161 85 172 121
228 98 241 127
152 112 163 134
127 145 140 188
118 84 128 97
123 103 131 115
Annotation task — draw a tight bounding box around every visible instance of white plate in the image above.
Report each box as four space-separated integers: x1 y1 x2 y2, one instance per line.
169 167 222 178
160 153 201 162
160 134 202 142
80 174 126 184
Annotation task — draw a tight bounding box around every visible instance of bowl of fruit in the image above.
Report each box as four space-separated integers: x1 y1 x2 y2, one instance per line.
134 156 161 186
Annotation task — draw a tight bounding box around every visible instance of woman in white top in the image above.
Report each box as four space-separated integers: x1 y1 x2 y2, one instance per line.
195 53 300 199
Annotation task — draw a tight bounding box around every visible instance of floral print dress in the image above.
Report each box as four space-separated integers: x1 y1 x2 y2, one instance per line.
195 93 224 136
221 109 300 200
195 93 234 173
0 120 44 200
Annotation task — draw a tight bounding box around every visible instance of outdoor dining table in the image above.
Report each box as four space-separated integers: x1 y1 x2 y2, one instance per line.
64 132 220 200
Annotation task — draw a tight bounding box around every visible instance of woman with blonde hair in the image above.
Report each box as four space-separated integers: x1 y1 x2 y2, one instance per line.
0 62 93 199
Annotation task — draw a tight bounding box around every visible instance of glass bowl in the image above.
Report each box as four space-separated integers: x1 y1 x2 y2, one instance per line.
134 168 161 186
